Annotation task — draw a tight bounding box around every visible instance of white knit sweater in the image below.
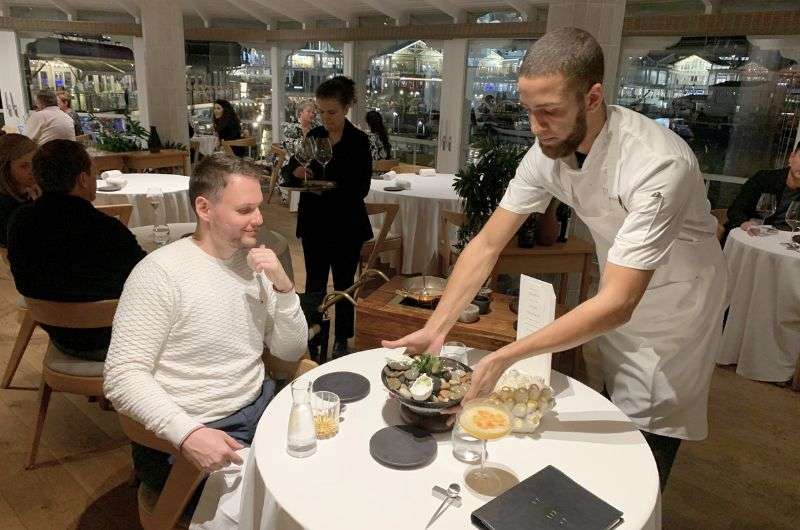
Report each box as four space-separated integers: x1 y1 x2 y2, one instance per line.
104 237 308 447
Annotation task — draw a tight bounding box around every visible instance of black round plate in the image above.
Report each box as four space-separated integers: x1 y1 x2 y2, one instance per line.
383 186 405 192
369 425 437 468
312 371 370 403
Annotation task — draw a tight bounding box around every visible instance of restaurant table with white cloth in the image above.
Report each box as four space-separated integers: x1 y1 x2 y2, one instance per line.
94 173 194 227
129 222 294 280
191 134 218 156
237 347 661 530
718 228 800 382
366 173 462 274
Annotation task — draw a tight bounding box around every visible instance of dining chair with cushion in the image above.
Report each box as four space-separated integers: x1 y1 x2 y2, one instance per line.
1 248 39 389
96 203 134 226
266 144 287 204
391 163 434 175
438 210 466 277
119 354 317 530
359 203 401 290
23 297 117 469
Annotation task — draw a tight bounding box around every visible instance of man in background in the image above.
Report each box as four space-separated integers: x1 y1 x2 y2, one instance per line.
24 91 76 146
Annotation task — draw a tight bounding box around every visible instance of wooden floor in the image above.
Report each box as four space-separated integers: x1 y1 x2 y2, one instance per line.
0 201 797 529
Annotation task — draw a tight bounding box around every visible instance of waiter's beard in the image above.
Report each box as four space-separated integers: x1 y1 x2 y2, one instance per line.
539 102 588 160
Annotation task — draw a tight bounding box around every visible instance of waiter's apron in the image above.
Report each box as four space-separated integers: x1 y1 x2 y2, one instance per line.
555 160 727 441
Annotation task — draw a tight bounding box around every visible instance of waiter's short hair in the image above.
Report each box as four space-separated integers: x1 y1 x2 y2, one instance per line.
520 27 604 97
190 153 262 211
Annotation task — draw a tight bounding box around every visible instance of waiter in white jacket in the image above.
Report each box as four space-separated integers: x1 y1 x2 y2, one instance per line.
383 27 727 491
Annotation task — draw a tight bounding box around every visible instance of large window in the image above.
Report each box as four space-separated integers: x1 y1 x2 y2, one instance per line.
186 41 272 151
20 33 137 117
283 41 343 126
617 35 800 207
358 40 443 166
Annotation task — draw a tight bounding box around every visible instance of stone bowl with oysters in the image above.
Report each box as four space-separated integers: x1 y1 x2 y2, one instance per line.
381 352 472 415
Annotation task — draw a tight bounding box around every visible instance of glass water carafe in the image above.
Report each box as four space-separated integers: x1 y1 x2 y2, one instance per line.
286 379 317 458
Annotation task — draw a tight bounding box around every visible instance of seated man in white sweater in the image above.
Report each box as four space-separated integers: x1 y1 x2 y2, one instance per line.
103 153 307 505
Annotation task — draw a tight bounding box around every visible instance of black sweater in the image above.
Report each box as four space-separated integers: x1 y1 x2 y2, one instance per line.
7 193 146 354
283 120 373 243
0 193 29 248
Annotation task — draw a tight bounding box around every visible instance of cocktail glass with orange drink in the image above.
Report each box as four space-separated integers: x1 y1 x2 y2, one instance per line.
458 398 513 488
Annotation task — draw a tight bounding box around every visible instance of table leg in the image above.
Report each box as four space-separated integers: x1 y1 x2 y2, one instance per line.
578 253 592 304
557 273 568 306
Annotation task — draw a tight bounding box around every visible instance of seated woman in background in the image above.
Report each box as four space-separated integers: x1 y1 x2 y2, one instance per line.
0 134 39 247
56 91 84 136
365 110 392 160
282 99 318 149
212 99 246 157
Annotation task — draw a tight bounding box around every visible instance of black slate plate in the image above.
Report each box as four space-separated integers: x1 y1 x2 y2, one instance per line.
369 425 437 468
312 371 370 403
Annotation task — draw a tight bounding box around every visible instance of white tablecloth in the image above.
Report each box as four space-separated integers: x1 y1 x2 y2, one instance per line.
94 173 194 227
718 228 800 381
129 223 294 281
366 173 462 274
192 135 218 156
238 348 661 530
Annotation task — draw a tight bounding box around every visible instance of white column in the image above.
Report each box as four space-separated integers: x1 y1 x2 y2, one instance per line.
133 0 189 146
546 0 627 104
343 41 355 121
270 46 286 144
0 31 30 131
436 38 469 173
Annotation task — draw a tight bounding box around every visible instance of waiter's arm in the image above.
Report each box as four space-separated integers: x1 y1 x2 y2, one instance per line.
382 207 528 354
464 263 654 400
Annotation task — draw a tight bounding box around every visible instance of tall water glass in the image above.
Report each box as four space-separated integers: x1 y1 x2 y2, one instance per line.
286 379 317 458
786 201 800 247
755 193 777 225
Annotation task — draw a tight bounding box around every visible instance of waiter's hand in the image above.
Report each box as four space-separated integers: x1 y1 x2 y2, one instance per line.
248 245 293 292
293 166 313 180
740 220 762 236
442 351 513 424
180 427 243 473
381 326 447 356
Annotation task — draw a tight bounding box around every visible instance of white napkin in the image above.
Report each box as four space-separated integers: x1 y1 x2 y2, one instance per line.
105 175 127 188
100 169 123 180
382 170 397 180
395 178 411 190
418 168 436 176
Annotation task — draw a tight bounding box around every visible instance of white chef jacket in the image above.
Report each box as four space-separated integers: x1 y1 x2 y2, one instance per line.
499 105 727 440
24 105 76 146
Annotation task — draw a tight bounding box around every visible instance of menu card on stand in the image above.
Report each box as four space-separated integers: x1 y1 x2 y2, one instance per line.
511 274 555 385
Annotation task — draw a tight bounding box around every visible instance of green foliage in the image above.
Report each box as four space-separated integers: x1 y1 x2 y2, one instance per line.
453 130 528 249
89 113 149 153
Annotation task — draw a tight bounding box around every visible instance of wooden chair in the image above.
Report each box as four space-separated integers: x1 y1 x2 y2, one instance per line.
359 203 401 286
373 159 399 176
125 150 189 176
96 203 134 226
24 297 118 469
221 137 258 159
1 248 38 390
119 354 317 530
266 144 287 204
391 163 434 174
438 210 466 277
711 208 728 242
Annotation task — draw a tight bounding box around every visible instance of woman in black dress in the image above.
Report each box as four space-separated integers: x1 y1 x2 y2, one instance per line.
283 76 372 358
212 99 246 157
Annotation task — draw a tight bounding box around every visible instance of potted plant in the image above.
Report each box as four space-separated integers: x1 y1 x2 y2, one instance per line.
452 130 530 250
89 114 150 153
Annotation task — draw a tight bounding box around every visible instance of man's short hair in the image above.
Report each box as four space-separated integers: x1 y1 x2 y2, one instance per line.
36 90 59 108
190 153 262 211
520 27 605 97
33 139 91 193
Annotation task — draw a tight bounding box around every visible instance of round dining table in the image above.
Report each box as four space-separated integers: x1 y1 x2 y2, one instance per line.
238 348 661 530
94 173 194 227
366 173 461 275
129 222 294 281
718 228 800 382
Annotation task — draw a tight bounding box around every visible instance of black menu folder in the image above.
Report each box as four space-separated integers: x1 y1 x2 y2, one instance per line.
471 465 624 530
